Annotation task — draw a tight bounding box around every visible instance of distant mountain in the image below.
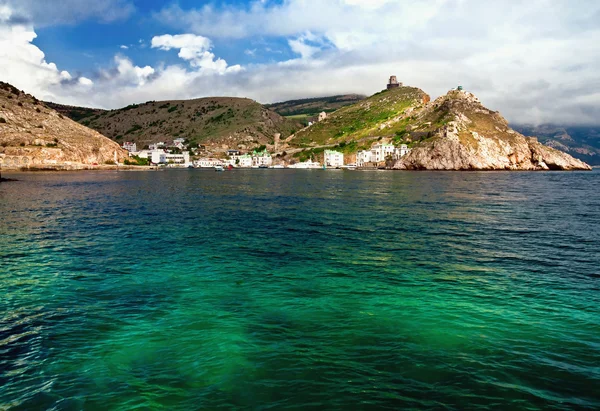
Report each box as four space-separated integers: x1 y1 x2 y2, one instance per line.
0 81 127 170
287 86 590 170
48 98 303 151
512 124 600 165
266 94 366 117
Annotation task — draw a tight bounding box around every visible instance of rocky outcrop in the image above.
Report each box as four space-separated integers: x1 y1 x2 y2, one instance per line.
0 81 127 170
393 90 591 171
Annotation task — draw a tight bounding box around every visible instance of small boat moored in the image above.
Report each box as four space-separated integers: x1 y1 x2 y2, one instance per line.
214 165 225 171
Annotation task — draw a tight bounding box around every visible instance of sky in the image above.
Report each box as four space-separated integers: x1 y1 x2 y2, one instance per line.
1 0 600 125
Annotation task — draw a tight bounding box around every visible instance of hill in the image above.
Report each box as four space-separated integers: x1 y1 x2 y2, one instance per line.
266 94 366 118
49 98 303 151
511 124 600 165
0 81 127 170
287 86 590 171
290 86 431 147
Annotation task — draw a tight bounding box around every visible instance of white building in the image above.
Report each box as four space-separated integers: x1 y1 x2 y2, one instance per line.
356 150 373 167
318 111 327 121
149 142 166 150
394 144 411 159
288 160 321 169
172 138 186 149
122 142 137 152
151 150 190 166
324 150 344 168
194 158 223 168
135 149 152 159
371 143 395 163
237 154 253 168
252 150 273 167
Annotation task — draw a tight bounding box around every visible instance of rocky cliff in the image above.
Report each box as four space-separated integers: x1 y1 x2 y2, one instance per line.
0 82 127 170
392 90 591 171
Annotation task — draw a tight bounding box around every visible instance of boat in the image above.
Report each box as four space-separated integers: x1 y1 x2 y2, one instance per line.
270 165 285 169
258 164 269 169
214 165 224 171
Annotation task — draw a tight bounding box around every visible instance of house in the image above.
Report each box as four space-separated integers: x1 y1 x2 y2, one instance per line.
356 150 373 167
307 111 328 126
194 158 223 168
371 143 395 163
252 150 272 167
122 142 137 152
149 142 165 150
324 150 344 168
394 144 411 159
237 154 253 168
172 138 186 149
151 150 190 166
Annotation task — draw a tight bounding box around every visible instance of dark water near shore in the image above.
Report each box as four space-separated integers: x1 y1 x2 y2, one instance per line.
1 169 599 410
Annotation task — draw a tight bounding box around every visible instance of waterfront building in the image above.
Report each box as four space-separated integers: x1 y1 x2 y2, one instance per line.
324 150 344 168
288 160 321 169
371 143 395 163
194 158 223 168
356 150 373 167
394 144 411 159
252 150 273 167
151 150 190 166
237 154 253 168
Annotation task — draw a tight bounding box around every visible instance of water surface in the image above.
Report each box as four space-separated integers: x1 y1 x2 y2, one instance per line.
1 169 599 410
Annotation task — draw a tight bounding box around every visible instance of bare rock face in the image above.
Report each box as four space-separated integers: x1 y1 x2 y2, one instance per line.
0 81 127 170
394 90 591 171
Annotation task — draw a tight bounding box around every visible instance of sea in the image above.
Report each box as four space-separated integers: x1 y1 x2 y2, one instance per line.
1 169 599 410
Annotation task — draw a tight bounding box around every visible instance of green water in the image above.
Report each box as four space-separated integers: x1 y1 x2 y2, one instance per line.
1 169 599 410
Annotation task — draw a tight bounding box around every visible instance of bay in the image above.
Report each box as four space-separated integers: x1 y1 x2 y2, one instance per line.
1 169 599 410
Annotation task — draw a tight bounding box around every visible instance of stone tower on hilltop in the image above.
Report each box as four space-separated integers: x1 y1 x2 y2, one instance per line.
387 75 402 90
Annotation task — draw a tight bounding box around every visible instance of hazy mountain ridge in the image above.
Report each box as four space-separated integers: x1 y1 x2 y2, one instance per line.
511 124 600 165
0 81 127 170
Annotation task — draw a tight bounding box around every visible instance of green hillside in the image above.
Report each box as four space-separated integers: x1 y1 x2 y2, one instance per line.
266 94 366 117
48 97 302 149
290 87 431 147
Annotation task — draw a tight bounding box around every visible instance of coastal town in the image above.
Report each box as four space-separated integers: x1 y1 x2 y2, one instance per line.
121 137 413 170
120 76 414 170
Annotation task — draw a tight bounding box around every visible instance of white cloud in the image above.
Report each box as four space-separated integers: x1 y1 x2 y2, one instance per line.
151 33 241 74
150 0 600 125
120 45 128 49
1 0 600 125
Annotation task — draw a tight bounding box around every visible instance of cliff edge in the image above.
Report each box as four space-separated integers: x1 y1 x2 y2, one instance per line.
393 90 591 170
0 82 127 170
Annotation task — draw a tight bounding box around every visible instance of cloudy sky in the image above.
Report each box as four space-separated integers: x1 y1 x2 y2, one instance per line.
1 0 599 125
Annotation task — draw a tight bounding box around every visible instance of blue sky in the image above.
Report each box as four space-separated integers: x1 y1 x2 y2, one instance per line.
1 0 600 125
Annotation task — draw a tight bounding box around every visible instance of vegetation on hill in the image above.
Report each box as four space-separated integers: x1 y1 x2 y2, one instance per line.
290 87 430 146
266 94 366 118
45 102 106 122
50 97 303 150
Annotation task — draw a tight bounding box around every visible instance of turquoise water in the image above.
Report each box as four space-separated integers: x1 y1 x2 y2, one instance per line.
1 169 599 410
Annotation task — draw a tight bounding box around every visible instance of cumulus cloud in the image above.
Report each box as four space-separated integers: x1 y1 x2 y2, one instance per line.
151 34 241 73
151 0 600 125
2 0 600 125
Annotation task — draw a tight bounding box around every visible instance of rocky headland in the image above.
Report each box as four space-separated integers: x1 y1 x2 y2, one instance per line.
393 90 591 170
0 81 127 170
